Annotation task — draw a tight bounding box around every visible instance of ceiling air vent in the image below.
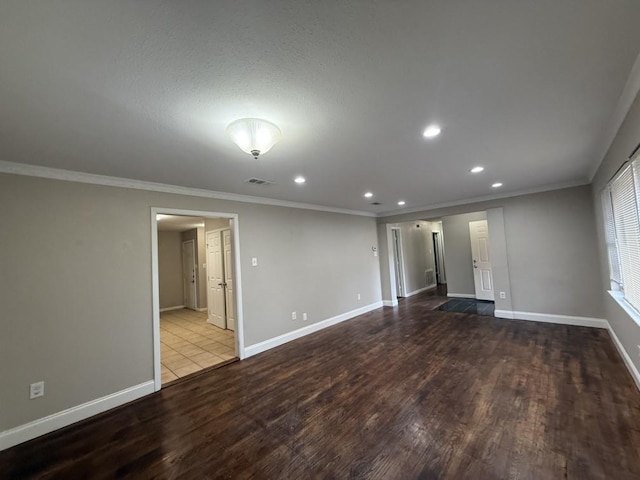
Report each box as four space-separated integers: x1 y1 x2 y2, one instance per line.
245 177 275 186
371 202 381 205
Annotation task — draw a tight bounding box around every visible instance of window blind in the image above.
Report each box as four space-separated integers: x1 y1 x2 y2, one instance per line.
601 188 621 286
609 162 640 312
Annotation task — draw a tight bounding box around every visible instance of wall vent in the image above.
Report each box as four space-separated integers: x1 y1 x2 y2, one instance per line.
426 269 436 286
245 177 275 186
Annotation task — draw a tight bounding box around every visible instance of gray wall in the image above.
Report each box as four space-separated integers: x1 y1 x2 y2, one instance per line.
158 231 184 309
0 173 382 432
441 211 487 296
181 227 207 310
486 208 513 312
591 90 640 375
378 185 603 319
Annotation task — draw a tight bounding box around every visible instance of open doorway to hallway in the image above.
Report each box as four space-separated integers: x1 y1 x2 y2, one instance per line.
156 213 239 385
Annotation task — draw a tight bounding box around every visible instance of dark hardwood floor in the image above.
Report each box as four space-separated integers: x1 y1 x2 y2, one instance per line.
2 291 640 479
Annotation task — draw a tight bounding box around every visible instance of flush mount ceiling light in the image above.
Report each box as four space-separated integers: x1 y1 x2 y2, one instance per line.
398 200 406 206
470 166 484 173
294 176 306 184
226 118 282 159
492 182 503 188
364 192 373 198
422 124 441 138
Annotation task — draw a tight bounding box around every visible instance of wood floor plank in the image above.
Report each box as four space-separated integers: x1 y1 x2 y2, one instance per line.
2 291 640 479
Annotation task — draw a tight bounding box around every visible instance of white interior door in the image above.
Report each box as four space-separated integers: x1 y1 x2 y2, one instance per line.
469 220 494 301
222 229 236 331
206 231 226 329
182 240 197 310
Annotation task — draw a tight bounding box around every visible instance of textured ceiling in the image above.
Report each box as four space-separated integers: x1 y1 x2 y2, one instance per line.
1 1 640 214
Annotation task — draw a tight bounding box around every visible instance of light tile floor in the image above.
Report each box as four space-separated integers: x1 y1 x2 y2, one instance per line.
161 309 236 384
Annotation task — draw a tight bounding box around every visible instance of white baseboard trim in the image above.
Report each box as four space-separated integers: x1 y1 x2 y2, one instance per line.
607 324 640 392
244 301 383 358
195 307 208 312
495 310 608 329
447 293 476 299
383 300 399 307
0 380 154 452
405 284 437 297
159 305 184 312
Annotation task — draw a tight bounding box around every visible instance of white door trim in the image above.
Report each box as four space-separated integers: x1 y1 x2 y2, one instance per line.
151 208 246 392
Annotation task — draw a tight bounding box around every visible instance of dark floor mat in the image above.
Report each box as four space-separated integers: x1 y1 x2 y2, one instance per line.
438 298 495 316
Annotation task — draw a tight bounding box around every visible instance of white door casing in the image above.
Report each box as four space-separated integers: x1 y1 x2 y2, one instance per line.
152 208 245 393
206 230 226 329
469 220 495 301
182 240 197 310
223 229 236 332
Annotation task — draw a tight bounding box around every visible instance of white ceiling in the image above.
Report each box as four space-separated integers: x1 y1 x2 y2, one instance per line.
157 215 204 232
1 1 640 214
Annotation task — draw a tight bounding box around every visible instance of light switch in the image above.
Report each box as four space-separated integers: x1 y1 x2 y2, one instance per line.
251 257 258 267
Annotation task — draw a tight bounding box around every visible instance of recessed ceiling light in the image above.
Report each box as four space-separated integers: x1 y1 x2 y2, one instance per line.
470 166 484 173
491 182 503 188
294 176 306 184
423 124 441 138
364 192 373 198
398 200 406 206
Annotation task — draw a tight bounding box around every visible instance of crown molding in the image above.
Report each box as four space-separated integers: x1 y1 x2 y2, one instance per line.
0 161 376 217
588 53 640 181
376 179 589 218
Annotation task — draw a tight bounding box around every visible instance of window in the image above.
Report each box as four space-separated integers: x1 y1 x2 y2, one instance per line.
602 154 640 314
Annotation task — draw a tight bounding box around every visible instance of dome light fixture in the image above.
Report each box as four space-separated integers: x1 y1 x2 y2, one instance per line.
226 118 282 159
423 124 441 138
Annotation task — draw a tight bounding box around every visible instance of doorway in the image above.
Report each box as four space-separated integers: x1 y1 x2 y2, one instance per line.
152 209 245 391
182 240 197 310
391 227 406 297
432 231 444 285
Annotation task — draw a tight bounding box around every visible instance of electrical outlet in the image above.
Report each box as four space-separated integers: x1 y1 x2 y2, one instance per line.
30 381 44 399
303 312 307 321
251 257 258 267
291 311 297 321
499 292 506 299
357 293 361 301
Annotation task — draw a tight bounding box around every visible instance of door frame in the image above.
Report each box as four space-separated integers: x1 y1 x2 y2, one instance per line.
151 208 245 392
182 239 197 310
